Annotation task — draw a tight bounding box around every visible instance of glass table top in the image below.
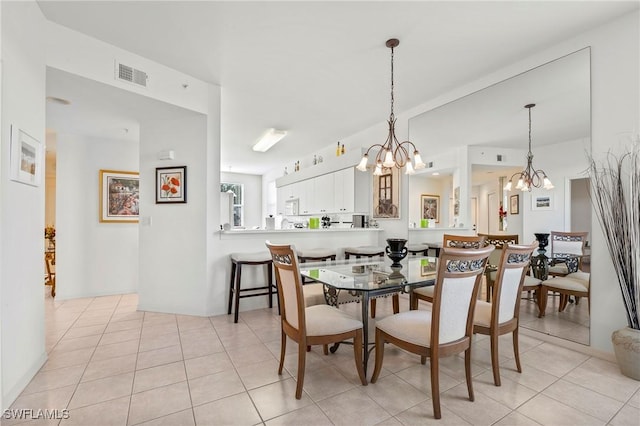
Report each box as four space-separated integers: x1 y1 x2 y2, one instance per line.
299 256 438 292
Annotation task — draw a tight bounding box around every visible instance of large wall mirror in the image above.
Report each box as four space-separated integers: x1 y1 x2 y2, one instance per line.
409 48 591 345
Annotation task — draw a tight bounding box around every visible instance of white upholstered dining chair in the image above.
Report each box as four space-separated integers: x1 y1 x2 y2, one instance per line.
371 245 494 419
410 234 487 308
265 241 367 399
473 241 538 386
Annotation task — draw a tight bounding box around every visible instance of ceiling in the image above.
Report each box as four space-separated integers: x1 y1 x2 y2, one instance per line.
39 1 639 175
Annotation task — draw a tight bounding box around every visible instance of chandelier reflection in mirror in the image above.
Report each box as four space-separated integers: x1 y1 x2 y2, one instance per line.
356 39 425 176
504 103 554 192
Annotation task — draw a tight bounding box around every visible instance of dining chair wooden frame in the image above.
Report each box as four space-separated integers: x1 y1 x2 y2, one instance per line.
45 251 56 297
372 245 494 419
539 271 590 317
478 233 519 302
473 241 538 386
548 231 588 277
411 234 487 308
266 241 367 399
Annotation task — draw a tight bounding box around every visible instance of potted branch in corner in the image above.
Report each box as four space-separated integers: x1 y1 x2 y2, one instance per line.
589 138 639 380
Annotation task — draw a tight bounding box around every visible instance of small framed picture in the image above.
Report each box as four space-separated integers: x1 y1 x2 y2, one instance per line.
156 166 187 204
421 194 440 223
509 194 519 215
99 170 139 223
10 125 43 187
420 258 437 277
531 193 553 211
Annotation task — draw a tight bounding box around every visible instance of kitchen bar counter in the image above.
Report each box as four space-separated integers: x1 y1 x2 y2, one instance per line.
220 227 382 236
217 226 385 313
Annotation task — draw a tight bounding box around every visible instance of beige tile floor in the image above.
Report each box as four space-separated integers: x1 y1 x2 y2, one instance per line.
519 292 590 345
6 291 639 426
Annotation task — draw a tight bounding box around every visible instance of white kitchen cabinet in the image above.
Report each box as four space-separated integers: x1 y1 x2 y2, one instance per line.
333 168 355 213
298 179 314 215
314 173 335 214
277 166 369 216
276 184 296 215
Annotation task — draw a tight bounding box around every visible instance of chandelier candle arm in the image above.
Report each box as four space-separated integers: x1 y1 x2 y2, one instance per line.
504 103 553 192
356 38 425 175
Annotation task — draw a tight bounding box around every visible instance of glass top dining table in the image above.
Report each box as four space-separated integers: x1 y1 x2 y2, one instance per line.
300 255 438 375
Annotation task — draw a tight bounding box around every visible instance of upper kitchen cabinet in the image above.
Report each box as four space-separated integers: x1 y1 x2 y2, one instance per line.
314 173 335 214
276 166 369 216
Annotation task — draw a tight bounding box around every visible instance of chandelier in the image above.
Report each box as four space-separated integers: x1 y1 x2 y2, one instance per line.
504 103 554 192
356 39 425 175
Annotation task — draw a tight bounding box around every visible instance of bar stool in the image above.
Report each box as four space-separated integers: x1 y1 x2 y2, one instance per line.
228 251 277 323
344 246 398 318
424 242 442 257
407 243 429 256
298 248 337 284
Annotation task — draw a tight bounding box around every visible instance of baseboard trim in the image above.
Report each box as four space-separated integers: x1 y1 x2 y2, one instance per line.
520 327 615 362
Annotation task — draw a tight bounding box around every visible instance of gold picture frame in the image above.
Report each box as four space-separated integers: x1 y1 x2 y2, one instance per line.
421 194 440 223
99 169 140 223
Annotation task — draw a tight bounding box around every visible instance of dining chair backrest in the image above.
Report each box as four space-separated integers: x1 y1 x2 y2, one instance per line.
431 245 494 345
443 234 487 250
478 233 519 267
266 241 305 333
550 231 587 258
492 241 538 325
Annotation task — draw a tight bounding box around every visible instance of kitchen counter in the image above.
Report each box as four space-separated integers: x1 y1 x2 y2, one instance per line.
220 227 382 236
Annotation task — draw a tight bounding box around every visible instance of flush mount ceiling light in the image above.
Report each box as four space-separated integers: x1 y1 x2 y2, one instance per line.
46 96 71 105
252 128 287 152
504 104 553 192
356 38 425 176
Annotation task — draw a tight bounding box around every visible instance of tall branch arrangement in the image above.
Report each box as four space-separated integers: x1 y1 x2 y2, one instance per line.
588 140 639 330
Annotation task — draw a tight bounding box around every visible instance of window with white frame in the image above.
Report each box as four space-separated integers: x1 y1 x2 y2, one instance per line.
220 183 244 227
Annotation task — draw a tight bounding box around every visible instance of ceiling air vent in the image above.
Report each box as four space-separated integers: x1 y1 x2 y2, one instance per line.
116 62 148 88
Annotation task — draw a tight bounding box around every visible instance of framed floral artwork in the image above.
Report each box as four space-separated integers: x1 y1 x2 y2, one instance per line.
99 170 139 223
10 125 43 187
156 166 187 204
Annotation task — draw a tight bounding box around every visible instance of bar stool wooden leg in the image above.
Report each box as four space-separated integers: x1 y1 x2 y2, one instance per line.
228 261 237 315
234 264 243 323
268 263 274 309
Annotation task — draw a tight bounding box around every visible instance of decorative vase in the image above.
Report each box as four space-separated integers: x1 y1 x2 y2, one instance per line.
385 238 408 267
532 232 550 280
612 327 640 381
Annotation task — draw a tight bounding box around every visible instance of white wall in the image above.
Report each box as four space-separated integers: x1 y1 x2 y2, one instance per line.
221 172 262 228
0 0 46 409
408 175 452 227
55 134 139 299
522 138 590 239
43 17 223 318
138 114 213 316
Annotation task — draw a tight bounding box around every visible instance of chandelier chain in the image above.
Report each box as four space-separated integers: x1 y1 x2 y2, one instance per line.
390 44 395 118
528 105 533 155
